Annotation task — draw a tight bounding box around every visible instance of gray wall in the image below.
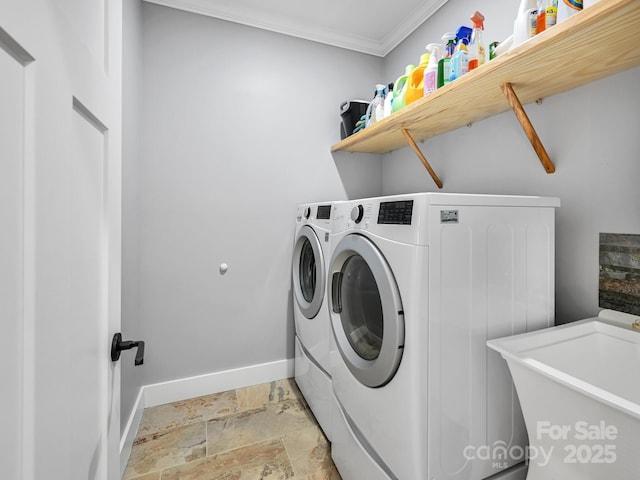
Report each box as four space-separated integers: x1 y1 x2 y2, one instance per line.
122 0 640 430
137 3 382 386
381 0 640 323
122 0 144 430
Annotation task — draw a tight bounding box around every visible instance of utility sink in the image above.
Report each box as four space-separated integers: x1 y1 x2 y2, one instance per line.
488 310 640 479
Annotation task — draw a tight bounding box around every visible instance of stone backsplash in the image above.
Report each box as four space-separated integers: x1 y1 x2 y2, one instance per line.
599 233 640 316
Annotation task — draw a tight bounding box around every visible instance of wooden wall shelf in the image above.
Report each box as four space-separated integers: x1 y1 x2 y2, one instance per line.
331 0 640 184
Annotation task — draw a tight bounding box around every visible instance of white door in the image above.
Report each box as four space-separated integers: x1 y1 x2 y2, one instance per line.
0 1 122 479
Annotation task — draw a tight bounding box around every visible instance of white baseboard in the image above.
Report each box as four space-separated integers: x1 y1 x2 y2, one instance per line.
119 358 294 474
143 358 294 408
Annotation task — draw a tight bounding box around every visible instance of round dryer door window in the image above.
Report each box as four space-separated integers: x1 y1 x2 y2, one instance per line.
329 234 404 387
292 225 325 319
299 239 316 303
339 255 383 361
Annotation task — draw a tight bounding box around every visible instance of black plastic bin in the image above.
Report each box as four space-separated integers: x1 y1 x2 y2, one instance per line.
339 100 369 139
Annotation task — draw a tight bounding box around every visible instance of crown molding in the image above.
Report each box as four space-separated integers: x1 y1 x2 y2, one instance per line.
143 0 447 57
380 0 449 56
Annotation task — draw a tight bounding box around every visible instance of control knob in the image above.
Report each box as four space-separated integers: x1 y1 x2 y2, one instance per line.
351 205 364 224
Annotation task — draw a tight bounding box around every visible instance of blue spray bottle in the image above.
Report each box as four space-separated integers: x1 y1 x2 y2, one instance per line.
449 26 472 82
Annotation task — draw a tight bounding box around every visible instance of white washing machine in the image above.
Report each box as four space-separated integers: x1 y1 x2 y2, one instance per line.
328 193 560 480
292 202 336 439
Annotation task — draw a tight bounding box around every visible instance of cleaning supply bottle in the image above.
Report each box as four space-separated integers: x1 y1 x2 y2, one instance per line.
468 11 486 71
547 0 558 28
383 82 394 118
557 0 582 22
536 0 547 34
437 32 456 88
405 48 431 105
536 0 558 33
375 85 386 122
392 65 414 113
365 84 386 127
513 0 538 47
449 26 472 82
423 44 441 96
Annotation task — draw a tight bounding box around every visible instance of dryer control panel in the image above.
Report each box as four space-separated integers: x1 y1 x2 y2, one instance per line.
377 200 413 225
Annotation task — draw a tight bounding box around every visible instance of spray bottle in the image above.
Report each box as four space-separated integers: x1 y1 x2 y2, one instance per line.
365 84 386 127
468 11 486 71
423 44 441 96
383 82 394 118
449 26 472 82
438 32 456 88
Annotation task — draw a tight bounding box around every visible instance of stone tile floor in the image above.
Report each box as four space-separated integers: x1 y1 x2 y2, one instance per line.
124 379 341 480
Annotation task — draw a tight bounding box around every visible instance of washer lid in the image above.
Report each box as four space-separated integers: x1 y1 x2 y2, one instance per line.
329 234 404 387
292 225 326 319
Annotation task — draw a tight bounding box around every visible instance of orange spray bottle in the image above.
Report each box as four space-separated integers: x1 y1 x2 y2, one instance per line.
468 11 485 71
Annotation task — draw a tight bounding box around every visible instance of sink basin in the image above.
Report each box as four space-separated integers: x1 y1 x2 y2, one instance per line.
487 310 640 479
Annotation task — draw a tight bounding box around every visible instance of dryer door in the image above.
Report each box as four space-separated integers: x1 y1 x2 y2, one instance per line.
329 234 404 387
292 225 326 319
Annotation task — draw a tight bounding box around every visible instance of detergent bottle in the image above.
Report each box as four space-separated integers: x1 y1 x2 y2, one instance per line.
513 0 538 48
392 65 415 113
405 48 431 106
365 84 386 128
468 11 485 71
437 32 456 88
423 44 441 96
449 26 472 82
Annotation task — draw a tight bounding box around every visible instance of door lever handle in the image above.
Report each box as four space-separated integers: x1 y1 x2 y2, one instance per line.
111 332 145 366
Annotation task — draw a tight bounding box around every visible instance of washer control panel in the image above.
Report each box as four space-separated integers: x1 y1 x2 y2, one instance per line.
316 204 332 220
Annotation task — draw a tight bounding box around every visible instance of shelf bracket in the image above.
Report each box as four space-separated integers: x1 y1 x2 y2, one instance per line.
502 82 555 174
401 128 443 189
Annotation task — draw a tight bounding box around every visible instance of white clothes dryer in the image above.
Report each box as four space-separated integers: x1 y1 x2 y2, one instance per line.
328 193 560 480
292 202 336 439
